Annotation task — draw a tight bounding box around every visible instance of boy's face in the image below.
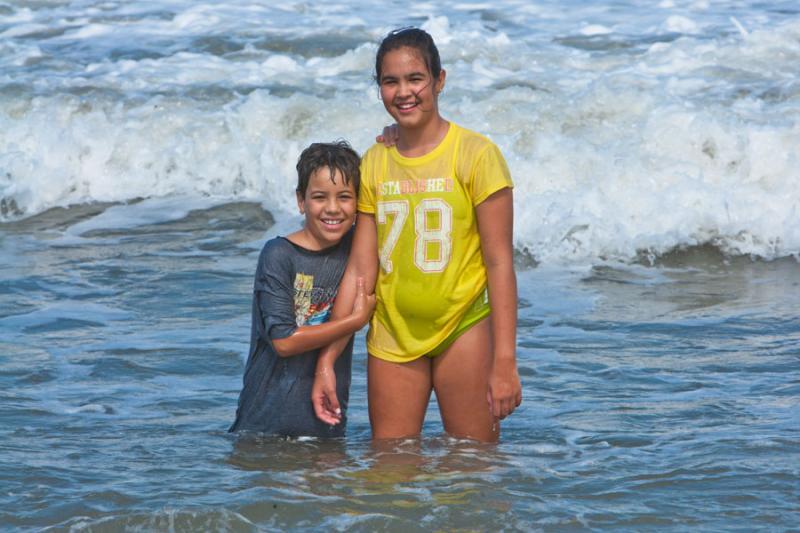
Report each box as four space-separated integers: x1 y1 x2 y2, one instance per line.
296 167 357 250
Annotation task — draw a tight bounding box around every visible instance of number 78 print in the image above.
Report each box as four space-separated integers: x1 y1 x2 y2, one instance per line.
377 198 452 274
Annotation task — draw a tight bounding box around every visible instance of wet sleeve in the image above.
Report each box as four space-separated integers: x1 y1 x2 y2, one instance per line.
357 149 377 214
253 241 298 341
470 143 514 206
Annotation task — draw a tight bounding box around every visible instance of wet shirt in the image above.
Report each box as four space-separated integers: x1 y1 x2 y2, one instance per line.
230 230 353 437
358 123 513 361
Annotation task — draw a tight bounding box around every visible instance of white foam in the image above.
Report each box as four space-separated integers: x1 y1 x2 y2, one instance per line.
730 16 750 38
173 7 222 31
580 25 613 36
65 403 113 415
0 23 49 38
664 15 700 34
69 23 114 39
2 0 798 264
421 16 453 45
532 443 564 454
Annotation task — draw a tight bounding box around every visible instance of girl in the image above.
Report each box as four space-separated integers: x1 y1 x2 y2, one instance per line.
312 28 521 442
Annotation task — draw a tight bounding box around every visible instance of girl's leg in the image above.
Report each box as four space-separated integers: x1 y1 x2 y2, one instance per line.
368 354 432 439
432 318 498 442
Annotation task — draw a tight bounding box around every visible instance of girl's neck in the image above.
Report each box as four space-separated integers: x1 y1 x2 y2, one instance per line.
396 116 450 158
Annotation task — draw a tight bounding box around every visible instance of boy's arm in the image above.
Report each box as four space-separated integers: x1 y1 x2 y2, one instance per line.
271 278 374 357
376 123 399 146
312 213 379 425
475 187 522 421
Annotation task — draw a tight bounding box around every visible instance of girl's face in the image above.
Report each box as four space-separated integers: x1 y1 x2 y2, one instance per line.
378 46 445 131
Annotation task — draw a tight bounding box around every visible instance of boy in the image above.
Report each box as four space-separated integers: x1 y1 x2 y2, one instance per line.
230 141 373 437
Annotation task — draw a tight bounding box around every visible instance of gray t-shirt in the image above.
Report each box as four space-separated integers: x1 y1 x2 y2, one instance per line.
230 230 353 437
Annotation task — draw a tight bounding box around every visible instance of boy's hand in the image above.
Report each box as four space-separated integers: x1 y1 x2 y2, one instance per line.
351 277 376 326
376 124 399 147
312 365 342 425
487 357 522 421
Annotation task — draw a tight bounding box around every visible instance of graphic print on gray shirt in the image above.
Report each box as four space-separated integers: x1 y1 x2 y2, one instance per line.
230 230 353 437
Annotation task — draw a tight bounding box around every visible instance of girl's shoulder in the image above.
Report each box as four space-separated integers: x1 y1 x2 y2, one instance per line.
359 124 503 172
449 124 506 179
361 140 390 161
451 123 498 153
450 124 512 193
359 142 391 182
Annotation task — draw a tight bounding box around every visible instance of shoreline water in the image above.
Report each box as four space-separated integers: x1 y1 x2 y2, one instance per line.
2 201 798 530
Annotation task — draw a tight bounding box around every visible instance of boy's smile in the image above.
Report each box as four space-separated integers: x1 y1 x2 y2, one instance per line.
296 167 356 250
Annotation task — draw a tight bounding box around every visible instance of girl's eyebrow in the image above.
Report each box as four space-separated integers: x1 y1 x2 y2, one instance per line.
381 70 427 81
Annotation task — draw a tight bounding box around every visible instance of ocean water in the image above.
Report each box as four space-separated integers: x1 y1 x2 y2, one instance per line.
1 1 799 531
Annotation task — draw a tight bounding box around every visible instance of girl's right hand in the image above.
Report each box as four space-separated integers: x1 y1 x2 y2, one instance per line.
312 365 341 426
487 356 523 420
375 123 399 147
351 277 376 326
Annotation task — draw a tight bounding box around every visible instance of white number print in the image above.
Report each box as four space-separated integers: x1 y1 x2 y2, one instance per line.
377 200 408 274
414 198 452 273
377 199 453 274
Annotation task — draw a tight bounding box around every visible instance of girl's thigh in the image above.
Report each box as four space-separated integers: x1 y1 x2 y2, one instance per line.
368 354 432 439
432 318 498 442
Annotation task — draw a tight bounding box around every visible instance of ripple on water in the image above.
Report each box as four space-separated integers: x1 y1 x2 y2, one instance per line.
50 508 260 532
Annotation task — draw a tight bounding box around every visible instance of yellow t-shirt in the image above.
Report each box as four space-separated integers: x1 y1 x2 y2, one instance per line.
358 123 513 362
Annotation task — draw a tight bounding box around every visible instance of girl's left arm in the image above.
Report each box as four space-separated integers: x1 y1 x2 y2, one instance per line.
476 187 522 420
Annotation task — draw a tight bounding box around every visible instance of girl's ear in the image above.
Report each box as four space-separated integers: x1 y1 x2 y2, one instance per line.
296 190 305 214
435 68 447 95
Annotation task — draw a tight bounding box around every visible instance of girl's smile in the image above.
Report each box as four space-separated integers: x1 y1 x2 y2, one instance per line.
379 46 446 131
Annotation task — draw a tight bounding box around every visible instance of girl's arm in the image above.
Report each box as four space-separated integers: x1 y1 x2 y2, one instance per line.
271 277 374 357
475 187 522 420
312 213 379 424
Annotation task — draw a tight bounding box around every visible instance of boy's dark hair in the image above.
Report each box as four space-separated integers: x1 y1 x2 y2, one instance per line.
295 140 360 197
375 27 442 85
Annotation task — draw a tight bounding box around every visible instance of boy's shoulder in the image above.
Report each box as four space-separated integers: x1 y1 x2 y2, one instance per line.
260 235 292 252
259 230 353 263
257 236 295 266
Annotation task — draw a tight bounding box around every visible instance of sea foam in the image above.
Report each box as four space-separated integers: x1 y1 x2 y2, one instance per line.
1 1 798 264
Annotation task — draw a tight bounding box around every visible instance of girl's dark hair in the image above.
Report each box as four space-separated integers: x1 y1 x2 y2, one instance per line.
296 141 361 197
374 27 441 85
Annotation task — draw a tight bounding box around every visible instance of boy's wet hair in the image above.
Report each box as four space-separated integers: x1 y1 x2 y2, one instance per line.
375 27 442 84
296 140 361 197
